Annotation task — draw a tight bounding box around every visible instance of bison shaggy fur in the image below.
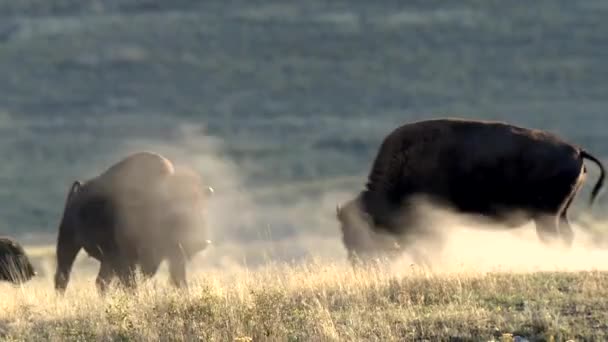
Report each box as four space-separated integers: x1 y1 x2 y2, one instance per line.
0 236 36 284
336 118 605 265
54 151 214 294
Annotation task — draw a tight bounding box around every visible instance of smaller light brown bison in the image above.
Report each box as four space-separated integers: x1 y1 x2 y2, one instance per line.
0 236 36 284
337 118 605 266
54 151 214 294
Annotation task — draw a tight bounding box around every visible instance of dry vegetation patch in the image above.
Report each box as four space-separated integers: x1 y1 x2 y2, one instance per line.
1 259 607 341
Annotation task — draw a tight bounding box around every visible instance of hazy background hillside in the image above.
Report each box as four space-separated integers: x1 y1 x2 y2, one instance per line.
0 0 606 268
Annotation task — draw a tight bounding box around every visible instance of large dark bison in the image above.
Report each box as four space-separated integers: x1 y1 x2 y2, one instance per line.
336 118 605 266
54 151 214 294
0 236 36 284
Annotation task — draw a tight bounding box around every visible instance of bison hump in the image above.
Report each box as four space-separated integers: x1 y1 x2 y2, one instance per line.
96 151 176 203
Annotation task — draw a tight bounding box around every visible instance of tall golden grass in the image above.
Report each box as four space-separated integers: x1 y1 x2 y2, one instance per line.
1 248 606 341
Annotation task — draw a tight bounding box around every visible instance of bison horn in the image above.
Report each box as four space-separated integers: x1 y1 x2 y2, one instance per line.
336 204 341 216
206 186 214 196
67 180 82 201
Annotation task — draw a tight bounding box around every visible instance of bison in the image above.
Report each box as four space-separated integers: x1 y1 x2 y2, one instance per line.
0 236 36 284
54 151 214 294
336 118 605 266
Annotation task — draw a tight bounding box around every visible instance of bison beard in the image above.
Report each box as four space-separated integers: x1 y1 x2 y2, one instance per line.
337 118 606 266
0 236 36 284
54 152 213 294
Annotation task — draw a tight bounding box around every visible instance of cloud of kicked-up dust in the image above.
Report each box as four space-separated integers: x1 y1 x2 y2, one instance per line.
62 121 608 280
111 122 357 275
380 197 608 275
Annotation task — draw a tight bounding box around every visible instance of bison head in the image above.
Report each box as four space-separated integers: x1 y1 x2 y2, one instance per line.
0 237 36 284
336 197 402 266
174 185 214 259
158 169 215 259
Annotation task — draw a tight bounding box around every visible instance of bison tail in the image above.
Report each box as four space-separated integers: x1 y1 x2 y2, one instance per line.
581 149 606 208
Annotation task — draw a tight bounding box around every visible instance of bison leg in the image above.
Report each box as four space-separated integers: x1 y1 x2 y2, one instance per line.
559 212 574 249
54 232 82 294
96 251 136 294
393 210 441 271
168 247 188 288
347 250 384 269
345 234 401 269
534 214 560 246
408 247 433 271
394 233 435 271
140 258 162 279
537 163 586 248
557 194 577 249
111 237 141 291
557 170 585 249
105 248 138 291
115 260 138 291
95 260 115 294
138 249 163 282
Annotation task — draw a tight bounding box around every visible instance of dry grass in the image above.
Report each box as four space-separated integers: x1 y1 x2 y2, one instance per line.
1 252 608 341
5 216 608 341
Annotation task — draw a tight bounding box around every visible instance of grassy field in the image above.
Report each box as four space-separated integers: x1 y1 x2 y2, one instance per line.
1 248 607 341
5 219 608 341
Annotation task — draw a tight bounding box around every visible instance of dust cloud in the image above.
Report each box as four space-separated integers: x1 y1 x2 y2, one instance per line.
48 121 608 280
384 199 608 275
110 122 356 274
